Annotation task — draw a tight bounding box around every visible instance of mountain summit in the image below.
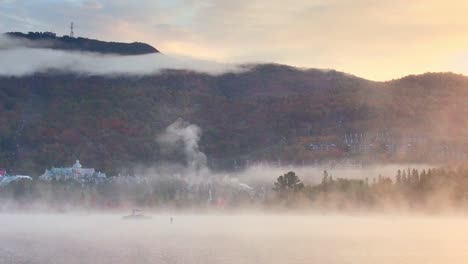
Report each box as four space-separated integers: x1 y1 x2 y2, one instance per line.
4 31 159 55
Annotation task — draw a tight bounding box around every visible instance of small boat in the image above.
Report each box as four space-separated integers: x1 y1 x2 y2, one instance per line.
122 209 151 220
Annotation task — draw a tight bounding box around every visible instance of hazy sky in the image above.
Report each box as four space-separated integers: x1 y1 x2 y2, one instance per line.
1 0 468 80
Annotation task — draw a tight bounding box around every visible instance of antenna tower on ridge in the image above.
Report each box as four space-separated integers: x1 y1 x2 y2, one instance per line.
70 22 74 38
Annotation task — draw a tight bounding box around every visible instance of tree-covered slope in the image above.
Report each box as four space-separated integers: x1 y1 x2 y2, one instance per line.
1 66 468 175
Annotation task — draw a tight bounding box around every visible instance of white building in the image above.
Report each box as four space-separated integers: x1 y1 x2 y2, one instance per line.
0 175 32 187
39 160 106 184
0 168 33 187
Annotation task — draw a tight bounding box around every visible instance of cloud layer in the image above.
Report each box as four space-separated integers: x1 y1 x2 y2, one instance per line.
0 35 241 76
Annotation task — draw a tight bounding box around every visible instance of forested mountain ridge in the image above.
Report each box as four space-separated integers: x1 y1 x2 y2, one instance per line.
4 32 159 55
1 62 468 175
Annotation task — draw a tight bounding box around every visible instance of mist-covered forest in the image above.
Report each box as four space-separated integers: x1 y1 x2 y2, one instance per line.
2 65 468 175
3 165 468 213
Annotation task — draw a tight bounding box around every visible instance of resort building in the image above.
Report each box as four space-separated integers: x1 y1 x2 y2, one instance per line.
39 160 106 184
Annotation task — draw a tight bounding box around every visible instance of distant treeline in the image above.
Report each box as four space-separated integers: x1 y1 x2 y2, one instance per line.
273 167 468 212
2 166 468 212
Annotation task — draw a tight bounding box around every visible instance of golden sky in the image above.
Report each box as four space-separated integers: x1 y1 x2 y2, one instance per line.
2 0 468 80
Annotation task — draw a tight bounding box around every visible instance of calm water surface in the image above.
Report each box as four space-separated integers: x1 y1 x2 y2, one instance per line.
0 213 467 264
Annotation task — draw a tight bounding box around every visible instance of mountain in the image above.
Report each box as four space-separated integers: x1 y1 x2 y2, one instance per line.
2 65 468 176
4 32 159 55
1 34 468 175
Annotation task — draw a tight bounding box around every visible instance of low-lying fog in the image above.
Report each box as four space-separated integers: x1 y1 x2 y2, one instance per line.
1 213 467 264
0 35 243 76
232 163 433 185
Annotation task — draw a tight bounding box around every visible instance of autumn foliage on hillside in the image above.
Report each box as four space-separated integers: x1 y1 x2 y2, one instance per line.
1 65 468 175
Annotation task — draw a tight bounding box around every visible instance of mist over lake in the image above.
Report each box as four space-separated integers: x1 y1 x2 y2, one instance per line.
1 213 467 264
3 0 468 263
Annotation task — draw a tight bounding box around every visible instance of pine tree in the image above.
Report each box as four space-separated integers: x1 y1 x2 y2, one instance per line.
322 170 329 185
396 169 402 185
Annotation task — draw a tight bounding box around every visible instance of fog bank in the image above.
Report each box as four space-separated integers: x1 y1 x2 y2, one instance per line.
232 163 435 185
1 213 468 264
0 36 243 76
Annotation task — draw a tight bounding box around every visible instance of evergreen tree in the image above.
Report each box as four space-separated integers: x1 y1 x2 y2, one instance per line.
273 171 304 193
396 169 402 185
322 170 329 185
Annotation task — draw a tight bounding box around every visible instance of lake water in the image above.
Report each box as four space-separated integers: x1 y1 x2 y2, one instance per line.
0 213 467 264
